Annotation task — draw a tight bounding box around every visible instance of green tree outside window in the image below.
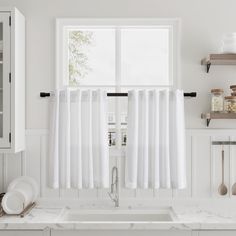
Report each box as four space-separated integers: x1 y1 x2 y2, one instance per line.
69 31 93 86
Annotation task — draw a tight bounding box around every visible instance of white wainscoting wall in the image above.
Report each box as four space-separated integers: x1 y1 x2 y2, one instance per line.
1 129 236 200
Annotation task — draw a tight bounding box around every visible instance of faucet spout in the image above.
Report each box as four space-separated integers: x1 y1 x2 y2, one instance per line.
108 166 119 207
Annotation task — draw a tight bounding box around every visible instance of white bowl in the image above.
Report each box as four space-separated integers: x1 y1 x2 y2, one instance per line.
223 33 236 39
2 190 25 214
222 38 236 45
221 45 236 53
222 41 236 47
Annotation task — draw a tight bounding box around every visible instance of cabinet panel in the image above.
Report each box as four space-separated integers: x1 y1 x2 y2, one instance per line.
52 230 191 236
0 7 25 153
0 231 46 236
199 231 236 236
0 12 10 148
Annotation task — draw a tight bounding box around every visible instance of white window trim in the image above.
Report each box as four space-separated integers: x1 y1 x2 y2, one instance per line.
55 18 181 89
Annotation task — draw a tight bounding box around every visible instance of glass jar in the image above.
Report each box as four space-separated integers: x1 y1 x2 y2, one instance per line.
224 96 236 113
211 89 224 112
230 85 236 92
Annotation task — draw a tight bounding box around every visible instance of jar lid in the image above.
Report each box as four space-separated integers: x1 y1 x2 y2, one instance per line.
225 96 236 99
230 85 236 89
211 88 223 93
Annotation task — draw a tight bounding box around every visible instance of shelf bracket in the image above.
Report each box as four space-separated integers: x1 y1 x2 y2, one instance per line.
206 63 211 73
206 118 211 127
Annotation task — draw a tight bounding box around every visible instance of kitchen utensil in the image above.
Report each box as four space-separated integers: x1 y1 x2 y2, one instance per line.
232 182 236 195
218 147 228 195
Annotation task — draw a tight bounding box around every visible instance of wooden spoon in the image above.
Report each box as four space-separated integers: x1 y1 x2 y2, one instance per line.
218 147 228 195
232 182 236 195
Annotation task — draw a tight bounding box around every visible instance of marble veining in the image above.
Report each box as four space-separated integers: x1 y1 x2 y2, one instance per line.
1 203 236 230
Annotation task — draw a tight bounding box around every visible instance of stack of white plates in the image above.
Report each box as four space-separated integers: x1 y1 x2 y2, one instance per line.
221 33 236 53
1 176 39 214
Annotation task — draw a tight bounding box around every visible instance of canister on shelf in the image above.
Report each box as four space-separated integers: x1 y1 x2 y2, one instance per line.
230 85 236 92
224 96 236 113
211 89 224 112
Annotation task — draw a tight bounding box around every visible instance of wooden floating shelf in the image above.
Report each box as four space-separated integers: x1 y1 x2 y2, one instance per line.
201 112 236 126
201 53 236 73
212 141 236 145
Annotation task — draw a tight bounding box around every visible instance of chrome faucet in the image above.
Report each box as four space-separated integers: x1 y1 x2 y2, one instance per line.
108 166 119 207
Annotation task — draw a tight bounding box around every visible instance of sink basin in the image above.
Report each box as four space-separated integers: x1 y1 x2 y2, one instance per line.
59 207 177 222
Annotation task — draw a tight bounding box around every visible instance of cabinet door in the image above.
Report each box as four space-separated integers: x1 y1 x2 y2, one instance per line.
52 230 191 236
199 231 236 236
0 231 47 236
0 12 10 148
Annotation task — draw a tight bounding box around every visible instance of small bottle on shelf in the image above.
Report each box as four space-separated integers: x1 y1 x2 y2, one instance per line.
211 89 224 112
224 96 236 113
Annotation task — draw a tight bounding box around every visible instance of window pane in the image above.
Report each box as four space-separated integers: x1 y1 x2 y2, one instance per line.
68 29 115 86
121 28 170 86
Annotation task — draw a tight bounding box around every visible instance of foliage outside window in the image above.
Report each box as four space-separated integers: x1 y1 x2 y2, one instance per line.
69 31 93 86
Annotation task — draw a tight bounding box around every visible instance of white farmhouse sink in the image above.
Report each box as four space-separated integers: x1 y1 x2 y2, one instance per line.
59 207 177 222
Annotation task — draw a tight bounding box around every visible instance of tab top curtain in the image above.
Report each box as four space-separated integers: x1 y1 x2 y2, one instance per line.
125 89 186 189
48 89 109 189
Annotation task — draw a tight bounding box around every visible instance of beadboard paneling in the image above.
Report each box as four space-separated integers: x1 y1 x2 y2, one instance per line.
191 135 211 198
1 129 236 200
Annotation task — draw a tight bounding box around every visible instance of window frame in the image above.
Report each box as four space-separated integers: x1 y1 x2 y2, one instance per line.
55 18 181 89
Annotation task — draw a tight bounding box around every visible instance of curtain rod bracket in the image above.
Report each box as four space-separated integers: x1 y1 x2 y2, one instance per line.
40 92 51 97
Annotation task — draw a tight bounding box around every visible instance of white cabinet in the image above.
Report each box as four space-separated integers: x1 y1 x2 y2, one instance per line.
51 230 191 236
0 230 49 236
198 231 236 236
0 7 25 153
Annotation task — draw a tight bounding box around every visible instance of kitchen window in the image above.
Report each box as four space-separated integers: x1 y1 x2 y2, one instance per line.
56 19 180 89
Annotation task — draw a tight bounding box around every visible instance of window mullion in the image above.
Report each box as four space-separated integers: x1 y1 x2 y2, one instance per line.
115 27 122 151
115 27 121 91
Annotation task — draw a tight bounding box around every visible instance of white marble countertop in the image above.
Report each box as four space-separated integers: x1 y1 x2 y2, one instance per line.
1 201 236 231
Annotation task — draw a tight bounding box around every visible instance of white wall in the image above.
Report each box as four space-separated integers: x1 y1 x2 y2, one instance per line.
0 0 236 129
1 0 236 200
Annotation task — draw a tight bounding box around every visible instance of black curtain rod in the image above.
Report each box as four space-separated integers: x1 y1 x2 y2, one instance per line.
107 92 197 97
40 92 197 98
